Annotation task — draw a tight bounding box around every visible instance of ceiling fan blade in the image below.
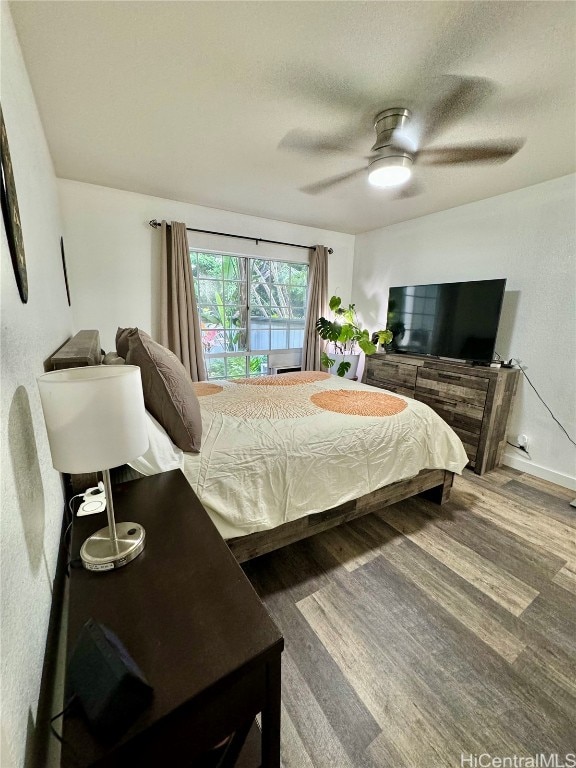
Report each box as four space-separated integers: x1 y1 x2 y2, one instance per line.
300 167 366 195
279 129 359 156
418 140 525 165
391 177 424 200
420 76 497 147
277 66 376 116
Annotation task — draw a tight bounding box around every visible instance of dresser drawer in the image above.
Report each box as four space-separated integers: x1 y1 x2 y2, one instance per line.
415 368 489 408
365 357 417 395
366 380 415 398
414 392 484 434
414 392 482 466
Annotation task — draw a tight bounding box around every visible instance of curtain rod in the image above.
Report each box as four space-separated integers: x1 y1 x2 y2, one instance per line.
148 219 333 254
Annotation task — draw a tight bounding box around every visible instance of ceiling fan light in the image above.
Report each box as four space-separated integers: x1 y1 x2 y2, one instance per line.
368 155 413 188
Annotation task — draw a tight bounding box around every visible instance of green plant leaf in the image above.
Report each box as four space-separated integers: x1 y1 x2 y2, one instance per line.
316 317 342 342
337 361 351 377
339 324 355 343
376 329 393 345
213 291 226 327
329 295 341 312
358 338 377 355
341 307 356 324
319 298 391 360
321 352 335 369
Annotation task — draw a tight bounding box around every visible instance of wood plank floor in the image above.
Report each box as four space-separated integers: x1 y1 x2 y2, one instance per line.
243 467 576 768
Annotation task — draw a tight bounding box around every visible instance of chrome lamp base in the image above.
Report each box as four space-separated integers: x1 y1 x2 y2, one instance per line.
80 522 146 572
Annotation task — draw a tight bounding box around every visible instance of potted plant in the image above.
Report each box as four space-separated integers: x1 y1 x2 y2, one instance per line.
316 296 392 377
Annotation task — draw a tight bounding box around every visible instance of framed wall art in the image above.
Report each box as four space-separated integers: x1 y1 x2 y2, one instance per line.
1 105 28 303
60 236 71 305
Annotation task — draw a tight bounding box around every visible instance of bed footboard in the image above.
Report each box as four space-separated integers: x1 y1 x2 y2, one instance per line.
227 468 454 563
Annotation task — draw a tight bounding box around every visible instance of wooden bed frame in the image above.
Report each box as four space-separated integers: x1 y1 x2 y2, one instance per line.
227 469 452 562
52 331 455 563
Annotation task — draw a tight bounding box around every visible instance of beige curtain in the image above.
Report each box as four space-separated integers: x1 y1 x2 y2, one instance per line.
301 245 329 371
159 220 207 381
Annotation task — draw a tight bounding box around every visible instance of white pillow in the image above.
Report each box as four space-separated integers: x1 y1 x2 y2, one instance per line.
128 411 184 475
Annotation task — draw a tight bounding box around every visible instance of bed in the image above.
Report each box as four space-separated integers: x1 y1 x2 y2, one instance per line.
53 331 468 562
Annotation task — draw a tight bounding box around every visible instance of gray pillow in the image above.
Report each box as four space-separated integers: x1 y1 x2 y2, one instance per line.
116 327 151 358
125 329 202 452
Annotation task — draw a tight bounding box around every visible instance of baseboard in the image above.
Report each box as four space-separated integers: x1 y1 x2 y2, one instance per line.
502 451 576 491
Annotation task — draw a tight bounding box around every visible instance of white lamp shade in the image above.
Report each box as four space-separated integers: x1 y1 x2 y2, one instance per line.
37 365 149 474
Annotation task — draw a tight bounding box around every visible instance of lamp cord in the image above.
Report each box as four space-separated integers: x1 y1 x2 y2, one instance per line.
67 494 83 522
65 495 84 576
50 696 82 767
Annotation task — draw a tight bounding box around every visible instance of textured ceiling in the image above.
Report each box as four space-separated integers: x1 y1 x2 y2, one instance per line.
10 1 576 234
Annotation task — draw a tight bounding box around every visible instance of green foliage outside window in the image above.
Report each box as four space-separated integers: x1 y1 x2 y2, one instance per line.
191 250 308 380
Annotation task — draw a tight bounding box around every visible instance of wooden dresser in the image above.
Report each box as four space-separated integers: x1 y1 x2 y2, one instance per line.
363 353 519 475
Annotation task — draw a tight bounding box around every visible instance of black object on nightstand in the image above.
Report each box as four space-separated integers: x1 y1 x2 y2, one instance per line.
66 618 154 740
63 469 284 768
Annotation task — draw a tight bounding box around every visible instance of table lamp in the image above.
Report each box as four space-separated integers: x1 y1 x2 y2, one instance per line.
37 365 149 572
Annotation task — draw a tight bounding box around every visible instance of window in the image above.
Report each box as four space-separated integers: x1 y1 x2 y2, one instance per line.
190 251 309 379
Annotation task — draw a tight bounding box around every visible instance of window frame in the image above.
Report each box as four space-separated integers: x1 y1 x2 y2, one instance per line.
190 247 309 379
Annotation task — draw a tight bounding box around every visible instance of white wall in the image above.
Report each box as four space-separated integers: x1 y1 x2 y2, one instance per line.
58 180 356 353
352 175 576 489
0 4 73 766
60 176 575 489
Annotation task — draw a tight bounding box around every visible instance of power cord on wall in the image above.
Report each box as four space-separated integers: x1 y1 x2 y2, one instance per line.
498 355 576 448
506 440 532 460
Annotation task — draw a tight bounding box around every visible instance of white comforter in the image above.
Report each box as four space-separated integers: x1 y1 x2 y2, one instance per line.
181 373 468 539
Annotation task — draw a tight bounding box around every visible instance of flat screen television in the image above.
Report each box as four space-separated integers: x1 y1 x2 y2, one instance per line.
386 278 506 363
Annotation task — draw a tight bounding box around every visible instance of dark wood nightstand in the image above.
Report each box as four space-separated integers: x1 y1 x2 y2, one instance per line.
63 470 283 768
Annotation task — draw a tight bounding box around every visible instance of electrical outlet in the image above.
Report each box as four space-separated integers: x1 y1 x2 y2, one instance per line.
517 434 529 450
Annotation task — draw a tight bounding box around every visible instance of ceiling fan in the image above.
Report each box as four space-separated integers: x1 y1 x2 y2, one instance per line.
279 77 526 197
